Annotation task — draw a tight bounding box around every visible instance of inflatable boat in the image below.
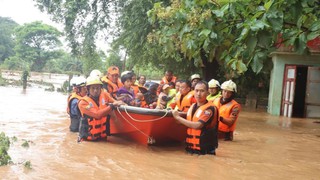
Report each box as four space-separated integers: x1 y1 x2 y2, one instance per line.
109 106 187 145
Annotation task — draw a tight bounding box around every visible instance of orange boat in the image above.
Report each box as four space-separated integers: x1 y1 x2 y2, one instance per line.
109 106 187 145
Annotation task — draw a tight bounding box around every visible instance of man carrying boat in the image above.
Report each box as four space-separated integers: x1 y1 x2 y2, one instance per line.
172 81 219 155
78 76 123 141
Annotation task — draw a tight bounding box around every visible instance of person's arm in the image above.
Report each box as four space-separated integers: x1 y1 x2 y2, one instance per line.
78 100 113 119
220 104 240 127
172 110 204 129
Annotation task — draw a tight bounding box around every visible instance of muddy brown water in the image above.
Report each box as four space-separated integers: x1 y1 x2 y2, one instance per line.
0 86 319 180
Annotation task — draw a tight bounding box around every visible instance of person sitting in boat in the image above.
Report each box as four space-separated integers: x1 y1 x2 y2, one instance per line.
156 84 171 109
172 81 219 155
78 76 123 141
212 80 241 141
101 66 123 99
138 75 146 87
116 72 137 106
158 70 177 94
207 79 221 101
67 77 87 132
174 80 196 112
143 83 158 109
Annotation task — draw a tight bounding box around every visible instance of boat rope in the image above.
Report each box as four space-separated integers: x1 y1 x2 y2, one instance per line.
121 106 169 122
115 107 152 141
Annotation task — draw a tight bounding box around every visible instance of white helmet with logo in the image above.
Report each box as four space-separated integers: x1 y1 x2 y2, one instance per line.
86 76 103 86
208 79 220 88
221 80 237 92
90 69 103 78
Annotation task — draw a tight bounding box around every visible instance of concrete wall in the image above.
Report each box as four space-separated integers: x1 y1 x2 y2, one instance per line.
268 52 320 115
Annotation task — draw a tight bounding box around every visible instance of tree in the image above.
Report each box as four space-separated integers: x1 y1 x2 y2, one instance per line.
35 0 320 79
0 17 19 63
147 0 320 77
14 21 62 72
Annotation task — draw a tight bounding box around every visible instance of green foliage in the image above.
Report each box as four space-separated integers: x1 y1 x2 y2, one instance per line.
24 160 32 169
14 21 62 72
0 17 19 63
21 140 30 148
148 0 320 75
0 132 11 166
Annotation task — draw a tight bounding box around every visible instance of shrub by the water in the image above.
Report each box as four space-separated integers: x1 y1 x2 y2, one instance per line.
0 132 11 166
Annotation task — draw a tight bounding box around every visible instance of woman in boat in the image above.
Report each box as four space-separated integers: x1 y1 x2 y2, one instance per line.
116 73 136 106
172 81 219 155
78 76 122 141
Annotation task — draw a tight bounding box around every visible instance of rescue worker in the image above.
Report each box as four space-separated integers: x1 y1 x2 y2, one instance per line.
190 74 201 90
158 70 177 94
172 81 219 155
78 76 122 141
212 80 241 141
67 77 87 132
160 70 177 85
101 66 123 99
90 69 103 79
175 80 196 112
207 79 221 101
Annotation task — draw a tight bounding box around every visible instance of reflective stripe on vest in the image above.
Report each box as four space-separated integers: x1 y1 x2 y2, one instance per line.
80 94 109 140
185 102 219 151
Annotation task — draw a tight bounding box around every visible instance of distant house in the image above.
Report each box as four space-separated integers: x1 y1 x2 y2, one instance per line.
268 37 320 118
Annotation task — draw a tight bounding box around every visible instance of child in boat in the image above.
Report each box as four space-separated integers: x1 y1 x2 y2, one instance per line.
117 73 135 106
156 84 171 109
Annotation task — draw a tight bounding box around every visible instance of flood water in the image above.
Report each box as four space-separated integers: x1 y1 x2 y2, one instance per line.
0 86 320 180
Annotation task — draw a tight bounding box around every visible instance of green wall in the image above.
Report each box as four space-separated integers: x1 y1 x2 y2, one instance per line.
268 52 320 115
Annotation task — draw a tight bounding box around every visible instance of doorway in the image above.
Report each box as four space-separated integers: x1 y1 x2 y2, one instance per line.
292 66 307 117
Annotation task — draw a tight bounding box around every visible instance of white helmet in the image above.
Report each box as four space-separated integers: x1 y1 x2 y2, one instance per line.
90 69 103 78
208 79 220 88
121 70 131 77
221 80 237 92
75 76 86 87
70 77 78 86
190 74 201 81
86 76 103 86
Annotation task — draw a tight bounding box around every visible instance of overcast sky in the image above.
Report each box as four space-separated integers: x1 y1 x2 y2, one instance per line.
0 0 112 51
0 0 63 30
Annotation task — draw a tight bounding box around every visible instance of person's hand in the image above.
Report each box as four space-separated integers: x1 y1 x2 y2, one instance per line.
172 110 180 118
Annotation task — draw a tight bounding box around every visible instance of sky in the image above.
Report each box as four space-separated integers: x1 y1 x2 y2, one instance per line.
0 0 111 52
0 0 62 30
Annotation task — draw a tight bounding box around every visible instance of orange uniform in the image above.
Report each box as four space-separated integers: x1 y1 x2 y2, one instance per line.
213 97 241 140
185 102 219 154
78 93 113 141
101 76 123 98
175 91 196 112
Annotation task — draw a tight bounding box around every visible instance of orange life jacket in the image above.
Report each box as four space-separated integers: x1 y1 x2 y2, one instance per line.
101 76 123 98
175 91 195 112
131 84 140 96
186 102 219 151
67 92 82 115
78 94 109 141
213 97 241 132
160 76 177 84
